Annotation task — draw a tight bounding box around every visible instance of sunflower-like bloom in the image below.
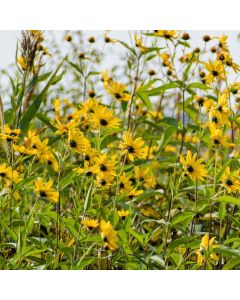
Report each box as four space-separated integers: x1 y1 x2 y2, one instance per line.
34 178 59 203
93 153 117 177
221 167 240 193
212 92 231 124
196 234 219 266
218 34 229 52
117 209 130 220
194 95 214 112
0 163 21 183
52 117 77 135
153 30 178 39
104 32 117 44
204 60 225 83
180 150 208 181
79 98 100 117
68 129 91 154
134 34 149 53
119 172 132 193
100 220 118 251
210 128 234 148
95 172 114 189
0 124 21 142
82 218 99 229
91 105 120 129
105 81 131 102
134 165 156 189
158 52 174 70
127 188 143 199
119 131 147 161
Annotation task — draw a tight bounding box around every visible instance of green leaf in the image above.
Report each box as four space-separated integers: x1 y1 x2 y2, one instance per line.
214 246 240 257
187 82 210 90
121 100 128 112
36 113 56 131
13 174 39 192
128 228 143 244
223 257 240 270
59 172 79 190
118 40 137 56
137 91 152 109
75 257 97 270
87 71 101 78
84 183 93 213
216 195 240 206
19 56 66 130
146 82 180 96
183 52 195 81
67 60 83 75
218 203 226 220
159 126 177 150
136 191 162 202
170 211 194 228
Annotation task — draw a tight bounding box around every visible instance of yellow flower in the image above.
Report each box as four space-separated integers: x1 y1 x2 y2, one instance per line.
120 131 147 161
52 117 77 135
68 129 91 154
93 153 116 177
180 150 208 181
134 166 156 189
119 172 132 193
0 163 21 183
34 178 59 203
79 98 101 117
100 220 118 251
218 34 229 52
117 209 130 220
128 188 143 199
95 172 114 189
221 167 240 193
204 60 225 83
104 32 117 44
53 98 61 116
82 218 99 229
210 128 234 148
134 34 149 53
153 30 178 39
196 234 219 265
91 105 120 129
105 80 131 102
0 124 21 142
17 56 28 70
210 92 231 125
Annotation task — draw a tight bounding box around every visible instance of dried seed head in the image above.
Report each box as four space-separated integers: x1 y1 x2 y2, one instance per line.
203 35 211 42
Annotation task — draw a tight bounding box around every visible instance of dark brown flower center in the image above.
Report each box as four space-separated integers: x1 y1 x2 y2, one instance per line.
99 164 107 172
225 179 233 186
40 190 47 197
69 140 77 148
187 165 194 173
100 119 108 126
127 146 135 153
115 93 121 99
212 70 219 76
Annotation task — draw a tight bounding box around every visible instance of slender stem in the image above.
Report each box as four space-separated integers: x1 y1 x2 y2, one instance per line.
177 88 186 161
127 55 141 130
